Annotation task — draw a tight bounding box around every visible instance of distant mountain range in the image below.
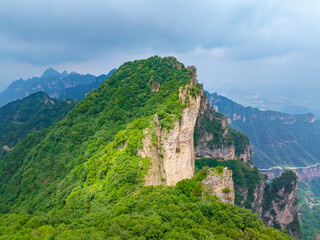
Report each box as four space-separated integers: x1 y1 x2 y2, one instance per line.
0 68 116 106
207 91 320 169
0 91 76 160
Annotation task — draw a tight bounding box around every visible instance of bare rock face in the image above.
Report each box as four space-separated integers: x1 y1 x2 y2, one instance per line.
314 231 320 240
202 167 235 204
259 171 301 240
239 145 252 165
194 94 253 167
194 94 236 160
139 70 202 186
2 145 14 151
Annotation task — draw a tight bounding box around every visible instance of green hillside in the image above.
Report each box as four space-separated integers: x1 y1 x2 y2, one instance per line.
0 57 292 239
297 180 320 240
0 92 76 160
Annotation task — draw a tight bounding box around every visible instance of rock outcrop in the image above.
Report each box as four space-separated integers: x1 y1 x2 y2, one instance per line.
140 72 300 238
202 167 235 204
139 69 202 186
194 94 236 160
314 231 320 240
235 170 300 239
258 171 300 240
194 94 253 166
239 145 252 165
2 145 14 151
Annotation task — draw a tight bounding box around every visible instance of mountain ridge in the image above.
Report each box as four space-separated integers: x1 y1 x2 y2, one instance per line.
0 68 115 106
0 57 295 239
0 91 76 160
207 91 320 168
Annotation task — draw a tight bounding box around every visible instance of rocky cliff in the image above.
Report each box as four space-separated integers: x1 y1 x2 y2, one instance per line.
139 68 202 186
242 170 300 239
202 167 235 204
194 94 253 166
196 159 300 239
260 171 300 240
138 66 299 238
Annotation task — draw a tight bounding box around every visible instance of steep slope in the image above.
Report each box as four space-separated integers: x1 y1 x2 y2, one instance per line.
196 159 301 239
192 97 300 238
0 68 115 106
0 91 76 160
194 93 253 165
207 92 320 168
0 57 292 239
297 180 320 240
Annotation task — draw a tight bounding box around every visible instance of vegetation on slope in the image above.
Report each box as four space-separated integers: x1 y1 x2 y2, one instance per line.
196 159 300 239
194 95 251 164
297 180 320 240
0 57 292 239
196 159 264 209
207 92 320 168
0 91 76 160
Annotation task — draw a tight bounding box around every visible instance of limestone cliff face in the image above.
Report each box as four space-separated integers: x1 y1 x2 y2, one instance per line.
314 231 320 240
260 171 300 240
194 94 235 160
262 188 299 239
194 94 252 166
202 167 235 204
139 68 202 186
233 170 300 239
236 178 266 214
251 179 266 216
139 77 300 238
239 145 252 165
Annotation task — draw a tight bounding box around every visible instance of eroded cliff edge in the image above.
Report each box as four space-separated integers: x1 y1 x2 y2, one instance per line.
138 65 300 239
261 171 300 240
202 167 235 205
194 93 253 165
139 67 202 186
194 94 301 239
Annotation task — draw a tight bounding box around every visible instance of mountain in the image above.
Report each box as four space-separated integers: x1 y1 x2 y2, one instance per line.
192 95 300 238
59 68 117 100
196 158 300 239
207 92 320 169
0 91 76 160
0 68 115 106
0 57 294 239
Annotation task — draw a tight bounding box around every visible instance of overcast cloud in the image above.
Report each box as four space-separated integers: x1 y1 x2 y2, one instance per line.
1 0 320 114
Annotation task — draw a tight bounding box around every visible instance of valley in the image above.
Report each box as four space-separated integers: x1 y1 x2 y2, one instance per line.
259 163 320 182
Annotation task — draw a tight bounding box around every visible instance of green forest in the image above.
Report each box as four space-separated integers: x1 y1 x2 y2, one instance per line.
297 179 320 240
0 92 76 160
0 57 293 239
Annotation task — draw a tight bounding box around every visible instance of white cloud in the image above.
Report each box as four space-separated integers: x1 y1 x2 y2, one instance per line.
1 0 320 114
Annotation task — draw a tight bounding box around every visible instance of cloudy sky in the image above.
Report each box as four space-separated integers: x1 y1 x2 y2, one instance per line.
1 0 320 114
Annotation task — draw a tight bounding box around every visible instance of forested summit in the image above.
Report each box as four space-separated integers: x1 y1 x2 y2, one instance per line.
0 57 292 239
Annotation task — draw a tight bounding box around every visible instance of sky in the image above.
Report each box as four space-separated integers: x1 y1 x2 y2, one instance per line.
1 0 320 115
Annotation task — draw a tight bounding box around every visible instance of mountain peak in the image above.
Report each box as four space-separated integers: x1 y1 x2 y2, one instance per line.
41 67 67 79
